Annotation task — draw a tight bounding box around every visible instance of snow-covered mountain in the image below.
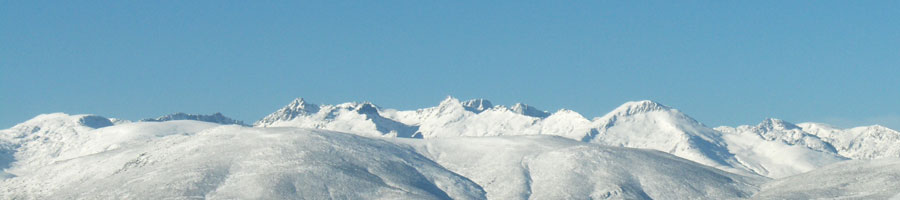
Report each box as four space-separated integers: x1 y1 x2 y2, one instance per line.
253 97 900 179
401 136 764 199
585 100 748 175
1 121 484 199
4 97 900 199
0 116 763 199
716 118 838 154
799 123 900 159
256 97 592 139
142 112 246 126
715 119 848 178
0 113 115 170
255 98 418 137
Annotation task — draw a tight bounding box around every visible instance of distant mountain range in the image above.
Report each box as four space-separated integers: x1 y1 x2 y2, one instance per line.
141 112 247 126
2 97 900 199
254 97 898 178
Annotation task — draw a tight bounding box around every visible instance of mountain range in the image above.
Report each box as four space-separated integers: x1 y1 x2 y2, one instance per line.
2 97 900 199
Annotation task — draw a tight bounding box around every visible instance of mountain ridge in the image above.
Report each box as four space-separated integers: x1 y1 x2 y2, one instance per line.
5 97 900 179
4 98 900 198
251 97 899 178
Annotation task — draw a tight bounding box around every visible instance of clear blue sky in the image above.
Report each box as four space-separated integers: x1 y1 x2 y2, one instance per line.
2 1 899 129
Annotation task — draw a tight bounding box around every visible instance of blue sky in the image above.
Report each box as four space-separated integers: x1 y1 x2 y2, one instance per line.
2 1 899 129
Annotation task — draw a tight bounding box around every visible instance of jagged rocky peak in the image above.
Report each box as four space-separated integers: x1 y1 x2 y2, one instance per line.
255 97 322 126
438 96 461 106
142 112 246 126
354 102 380 115
285 97 321 114
510 103 550 118
757 118 800 131
461 98 493 113
607 100 672 117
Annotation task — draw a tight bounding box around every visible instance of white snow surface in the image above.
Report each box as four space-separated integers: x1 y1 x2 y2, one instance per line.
0 113 767 199
399 136 764 199
753 158 900 199
1 116 485 199
6 97 900 199
715 119 848 178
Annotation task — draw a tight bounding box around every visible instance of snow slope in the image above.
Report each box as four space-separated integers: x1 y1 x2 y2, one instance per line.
715 119 847 178
6 97 900 198
1 114 765 199
1 121 485 199
586 100 750 175
0 113 116 170
401 136 764 199
754 158 900 199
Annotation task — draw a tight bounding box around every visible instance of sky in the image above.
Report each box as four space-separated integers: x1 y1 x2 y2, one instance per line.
2 1 899 130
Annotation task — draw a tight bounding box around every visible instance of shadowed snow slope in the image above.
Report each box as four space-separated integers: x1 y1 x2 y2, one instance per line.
0 121 485 199
753 158 900 199
142 112 246 126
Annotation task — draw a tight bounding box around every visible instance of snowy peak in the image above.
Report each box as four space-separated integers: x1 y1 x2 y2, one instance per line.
757 118 800 131
595 100 695 128
285 97 320 114
142 112 246 126
510 103 550 118
606 100 673 117
586 100 744 173
9 113 113 131
254 98 321 126
461 99 493 113
798 123 900 159
436 96 464 111
717 118 840 158
253 98 418 137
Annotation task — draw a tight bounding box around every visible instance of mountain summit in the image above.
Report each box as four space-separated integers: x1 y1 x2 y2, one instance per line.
254 98 320 126
605 100 672 117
